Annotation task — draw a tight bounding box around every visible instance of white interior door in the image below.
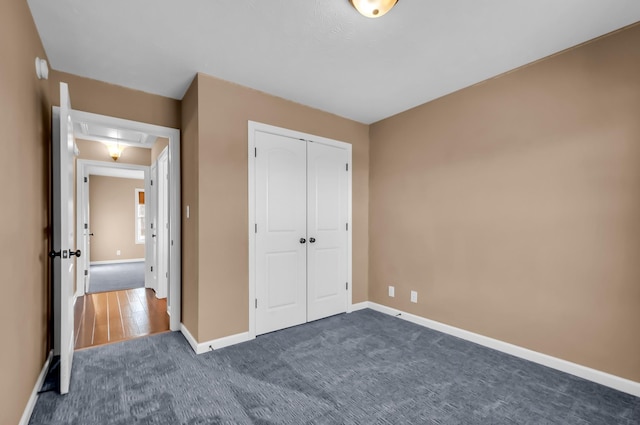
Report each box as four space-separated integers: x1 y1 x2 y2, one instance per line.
306 142 349 321
156 149 169 300
52 82 77 394
255 132 307 335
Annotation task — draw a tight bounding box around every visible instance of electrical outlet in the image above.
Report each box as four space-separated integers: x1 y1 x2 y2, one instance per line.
411 290 418 303
116 250 121 256
388 286 395 297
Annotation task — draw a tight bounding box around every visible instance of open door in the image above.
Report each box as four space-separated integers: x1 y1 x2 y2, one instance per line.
51 82 78 394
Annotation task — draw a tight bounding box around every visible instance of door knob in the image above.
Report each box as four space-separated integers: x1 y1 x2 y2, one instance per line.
299 238 306 244
69 249 82 258
309 238 316 243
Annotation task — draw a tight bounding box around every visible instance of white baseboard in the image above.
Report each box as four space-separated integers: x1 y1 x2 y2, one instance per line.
180 323 252 355
19 350 53 425
361 301 640 398
350 301 370 312
90 258 145 265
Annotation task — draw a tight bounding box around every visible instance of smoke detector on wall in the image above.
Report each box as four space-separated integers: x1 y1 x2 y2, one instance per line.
35 57 49 80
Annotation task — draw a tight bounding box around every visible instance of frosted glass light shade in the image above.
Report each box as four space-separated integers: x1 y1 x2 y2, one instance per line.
349 0 398 18
106 142 124 161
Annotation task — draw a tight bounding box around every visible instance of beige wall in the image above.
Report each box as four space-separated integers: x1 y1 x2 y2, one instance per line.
76 139 151 166
181 78 200 337
89 176 146 262
0 1 52 424
184 73 369 341
49 71 181 129
369 24 640 382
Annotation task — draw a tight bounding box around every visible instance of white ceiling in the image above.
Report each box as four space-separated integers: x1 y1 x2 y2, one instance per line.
28 1 640 124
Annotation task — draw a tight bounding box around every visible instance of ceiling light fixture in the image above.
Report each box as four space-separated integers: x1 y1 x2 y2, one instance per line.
106 142 124 161
349 0 398 18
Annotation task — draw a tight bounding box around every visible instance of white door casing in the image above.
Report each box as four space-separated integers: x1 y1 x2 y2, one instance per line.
249 121 352 338
149 161 158 292
306 142 349 322
77 174 91 296
70 109 181 331
75 161 148 295
255 132 308 335
52 82 77 395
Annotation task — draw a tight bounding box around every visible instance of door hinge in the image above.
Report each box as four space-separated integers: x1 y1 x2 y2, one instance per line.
84 223 88 229
151 222 154 230
166 272 168 278
171 240 174 246
254 147 257 157
346 282 349 290
84 177 88 183
150 266 153 272
84 270 88 276
255 223 257 233
346 223 349 231
255 299 258 309
346 163 349 171
151 179 153 186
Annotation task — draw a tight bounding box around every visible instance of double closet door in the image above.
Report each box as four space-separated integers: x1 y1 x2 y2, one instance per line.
255 131 349 335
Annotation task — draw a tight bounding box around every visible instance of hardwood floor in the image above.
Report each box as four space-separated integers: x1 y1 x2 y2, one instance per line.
74 288 169 350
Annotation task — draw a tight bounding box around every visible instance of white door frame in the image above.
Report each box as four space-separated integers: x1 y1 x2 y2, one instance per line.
75 160 149 297
71 109 182 331
247 121 353 340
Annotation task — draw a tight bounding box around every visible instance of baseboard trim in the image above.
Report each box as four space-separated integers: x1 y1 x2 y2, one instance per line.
19 350 53 425
350 301 370 312
180 323 200 353
180 323 252 354
363 301 640 398
90 258 145 265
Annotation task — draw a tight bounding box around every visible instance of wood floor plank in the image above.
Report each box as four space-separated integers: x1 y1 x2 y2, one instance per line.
74 288 169 350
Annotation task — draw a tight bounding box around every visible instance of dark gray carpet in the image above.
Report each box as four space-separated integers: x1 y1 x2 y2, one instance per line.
30 310 639 424
88 262 145 293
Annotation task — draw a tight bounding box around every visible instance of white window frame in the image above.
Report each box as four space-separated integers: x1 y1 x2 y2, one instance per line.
135 188 145 244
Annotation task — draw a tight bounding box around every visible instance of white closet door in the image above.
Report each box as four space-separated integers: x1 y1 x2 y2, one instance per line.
255 132 308 335
307 142 349 321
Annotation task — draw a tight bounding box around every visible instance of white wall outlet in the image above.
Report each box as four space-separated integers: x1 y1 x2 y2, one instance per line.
411 290 418 303
388 286 395 297
116 250 121 256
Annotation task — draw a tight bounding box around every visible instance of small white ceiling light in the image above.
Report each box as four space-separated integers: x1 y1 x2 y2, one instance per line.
349 0 398 18
35 57 49 79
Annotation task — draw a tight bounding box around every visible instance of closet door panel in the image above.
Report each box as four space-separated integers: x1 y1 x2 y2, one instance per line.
255 132 307 335
307 142 349 321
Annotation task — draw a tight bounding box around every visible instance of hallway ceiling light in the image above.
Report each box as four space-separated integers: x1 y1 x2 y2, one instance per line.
349 0 398 18
106 142 124 161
